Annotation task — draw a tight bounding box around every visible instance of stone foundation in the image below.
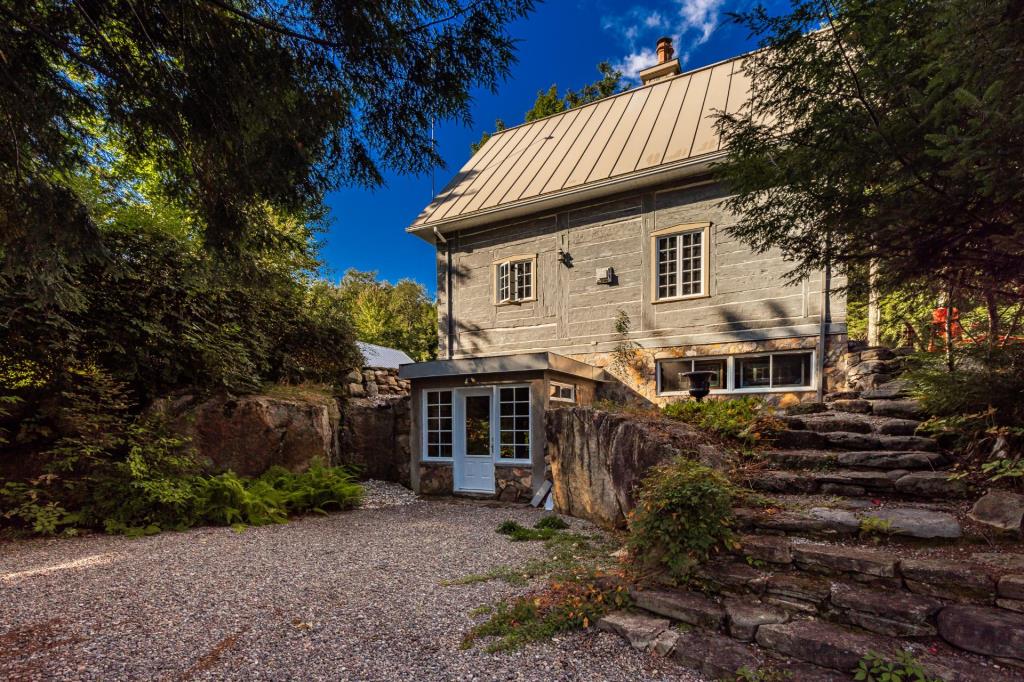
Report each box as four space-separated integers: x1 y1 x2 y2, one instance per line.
419 462 454 495
344 367 410 398
571 334 847 408
496 465 533 502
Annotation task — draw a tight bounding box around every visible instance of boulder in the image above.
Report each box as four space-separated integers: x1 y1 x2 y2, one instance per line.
166 392 340 477
937 605 1024 661
968 490 1024 535
545 407 721 528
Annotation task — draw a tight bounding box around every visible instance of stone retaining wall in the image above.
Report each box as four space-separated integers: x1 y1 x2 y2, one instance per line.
338 366 413 486
345 367 410 398
839 342 913 392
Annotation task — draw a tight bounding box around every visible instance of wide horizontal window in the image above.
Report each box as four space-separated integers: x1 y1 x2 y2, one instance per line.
424 390 453 458
548 381 576 403
656 351 814 394
657 358 726 394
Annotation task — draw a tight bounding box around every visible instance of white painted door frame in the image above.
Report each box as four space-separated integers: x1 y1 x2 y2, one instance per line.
453 387 496 494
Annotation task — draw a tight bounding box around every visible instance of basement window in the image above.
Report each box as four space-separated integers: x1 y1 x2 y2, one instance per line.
657 358 727 395
548 381 576 403
656 351 815 395
495 256 535 304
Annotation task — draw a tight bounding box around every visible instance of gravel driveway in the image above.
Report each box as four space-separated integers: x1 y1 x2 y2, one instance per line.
0 487 700 681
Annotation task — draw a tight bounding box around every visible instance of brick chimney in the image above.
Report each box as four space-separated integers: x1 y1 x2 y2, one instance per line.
640 37 681 85
656 37 674 64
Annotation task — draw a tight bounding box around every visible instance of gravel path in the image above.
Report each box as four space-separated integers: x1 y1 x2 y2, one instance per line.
0 493 702 681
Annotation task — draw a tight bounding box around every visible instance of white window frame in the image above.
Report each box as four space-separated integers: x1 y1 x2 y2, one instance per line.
651 223 710 303
548 381 576 403
494 255 537 305
421 389 454 461
655 350 816 396
656 356 730 397
497 383 533 463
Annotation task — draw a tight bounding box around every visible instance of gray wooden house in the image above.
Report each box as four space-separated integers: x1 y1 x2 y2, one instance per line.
399 40 846 498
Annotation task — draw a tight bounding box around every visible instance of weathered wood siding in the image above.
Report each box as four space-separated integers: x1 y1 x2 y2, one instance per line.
439 180 846 359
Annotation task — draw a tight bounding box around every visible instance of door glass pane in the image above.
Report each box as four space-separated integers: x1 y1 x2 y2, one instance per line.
465 395 491 455
737 356 771 388
773 353 812 387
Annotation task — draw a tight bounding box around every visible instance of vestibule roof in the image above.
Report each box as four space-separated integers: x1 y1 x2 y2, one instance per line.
398 352 607 382
409 52 749 240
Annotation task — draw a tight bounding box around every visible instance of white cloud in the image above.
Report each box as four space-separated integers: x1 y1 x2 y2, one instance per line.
644 11 664 28
677 0 725 45
613 47 658 80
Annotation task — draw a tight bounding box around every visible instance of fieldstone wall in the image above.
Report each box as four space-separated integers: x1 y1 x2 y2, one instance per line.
545 406 726 529
419 462 454 495
338 367 412 486
496 465 533 502
838 342 913 392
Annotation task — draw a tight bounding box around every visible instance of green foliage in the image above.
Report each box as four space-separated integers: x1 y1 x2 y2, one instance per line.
859 516 895 541
906 346 1024 424
326 269 438 362
854 650 942 682
496 519 556 541
716 0 1024 319
461 581 630 652
662 396 782 446
920 410 1024 488
534 515 569 530
610 309 641 374
627 457 736 581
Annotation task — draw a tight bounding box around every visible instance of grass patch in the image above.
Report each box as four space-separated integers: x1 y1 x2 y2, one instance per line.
461 580 630 653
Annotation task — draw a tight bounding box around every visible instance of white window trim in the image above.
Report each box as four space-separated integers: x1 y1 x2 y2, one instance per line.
650 222 711 303
420 384 533 465
548 381 576 403
420 389 454 462
656 349 816 396
496 383 533 464
494 254 538 305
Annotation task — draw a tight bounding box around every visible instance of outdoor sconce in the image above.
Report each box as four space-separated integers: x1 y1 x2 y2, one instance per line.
558 248 573 267
464 377 477 385
683 370 716 402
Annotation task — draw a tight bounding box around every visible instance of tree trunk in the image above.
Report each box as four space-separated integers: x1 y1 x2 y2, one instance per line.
867 260 881 346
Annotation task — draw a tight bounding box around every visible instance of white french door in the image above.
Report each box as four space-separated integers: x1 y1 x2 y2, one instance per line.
453 388 496 493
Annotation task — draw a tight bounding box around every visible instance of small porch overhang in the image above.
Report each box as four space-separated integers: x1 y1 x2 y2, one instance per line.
398 352 607 382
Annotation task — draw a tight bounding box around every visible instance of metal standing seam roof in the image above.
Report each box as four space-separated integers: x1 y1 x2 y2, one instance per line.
356 341 414 369
410 53 751 234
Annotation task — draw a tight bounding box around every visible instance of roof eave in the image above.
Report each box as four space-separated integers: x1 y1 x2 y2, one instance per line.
407 151 726 242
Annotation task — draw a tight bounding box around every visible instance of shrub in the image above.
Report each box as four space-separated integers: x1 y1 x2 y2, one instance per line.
906 345 1024 424
534 515 569 530
854 650 941 682
627 457 736 581
662 396 782 445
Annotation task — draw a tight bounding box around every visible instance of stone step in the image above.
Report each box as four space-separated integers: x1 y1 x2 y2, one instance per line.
746 468 968 499
734 503 963 539
764 448 946 470
783 413 922 436
775 429 936 451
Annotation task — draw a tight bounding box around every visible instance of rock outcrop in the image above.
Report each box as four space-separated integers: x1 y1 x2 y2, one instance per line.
164 392 341 477
545 407 722 529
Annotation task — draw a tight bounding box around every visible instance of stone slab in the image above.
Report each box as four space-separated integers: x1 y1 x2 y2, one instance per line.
830 582 942 623
791 542 897 578
937 605 1024 661
724 598 789 641
1000 575 1024 600
861 507 961 539
837 450 945 470
900 558 997 603
894 471 968 498
596 610 670 651
969 491 1024 535
755 620 896 671
630 588 725 629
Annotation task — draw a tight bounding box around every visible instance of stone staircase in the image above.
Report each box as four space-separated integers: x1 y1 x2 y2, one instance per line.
598 379 1024 680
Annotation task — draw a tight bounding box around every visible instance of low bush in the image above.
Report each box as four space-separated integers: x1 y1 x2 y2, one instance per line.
626 457 736 581
662 396 782 445
854 650 941 682
907 344 1024 424
534 515 569 530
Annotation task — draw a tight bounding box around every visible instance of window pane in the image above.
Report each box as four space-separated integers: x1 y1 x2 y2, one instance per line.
464 395 491 455
425 390 453 458
773 353 812 387
499 386 530 460
515 260 532 300
657 235 678 299
658 359 692 393
515 387 529 402
692 359 727 389
738 356 771 388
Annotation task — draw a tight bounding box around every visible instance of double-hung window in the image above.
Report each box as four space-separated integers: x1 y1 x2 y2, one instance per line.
495 256 535 304
653 224 707 301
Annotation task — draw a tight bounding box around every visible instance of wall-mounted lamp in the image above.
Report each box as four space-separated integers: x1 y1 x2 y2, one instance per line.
558 249 573 267
464 377 477 385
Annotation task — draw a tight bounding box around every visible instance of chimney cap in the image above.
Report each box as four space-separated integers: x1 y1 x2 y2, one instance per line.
641 38 680 84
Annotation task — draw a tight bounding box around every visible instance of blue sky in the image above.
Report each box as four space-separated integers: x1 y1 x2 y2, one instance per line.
321 0 784 295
